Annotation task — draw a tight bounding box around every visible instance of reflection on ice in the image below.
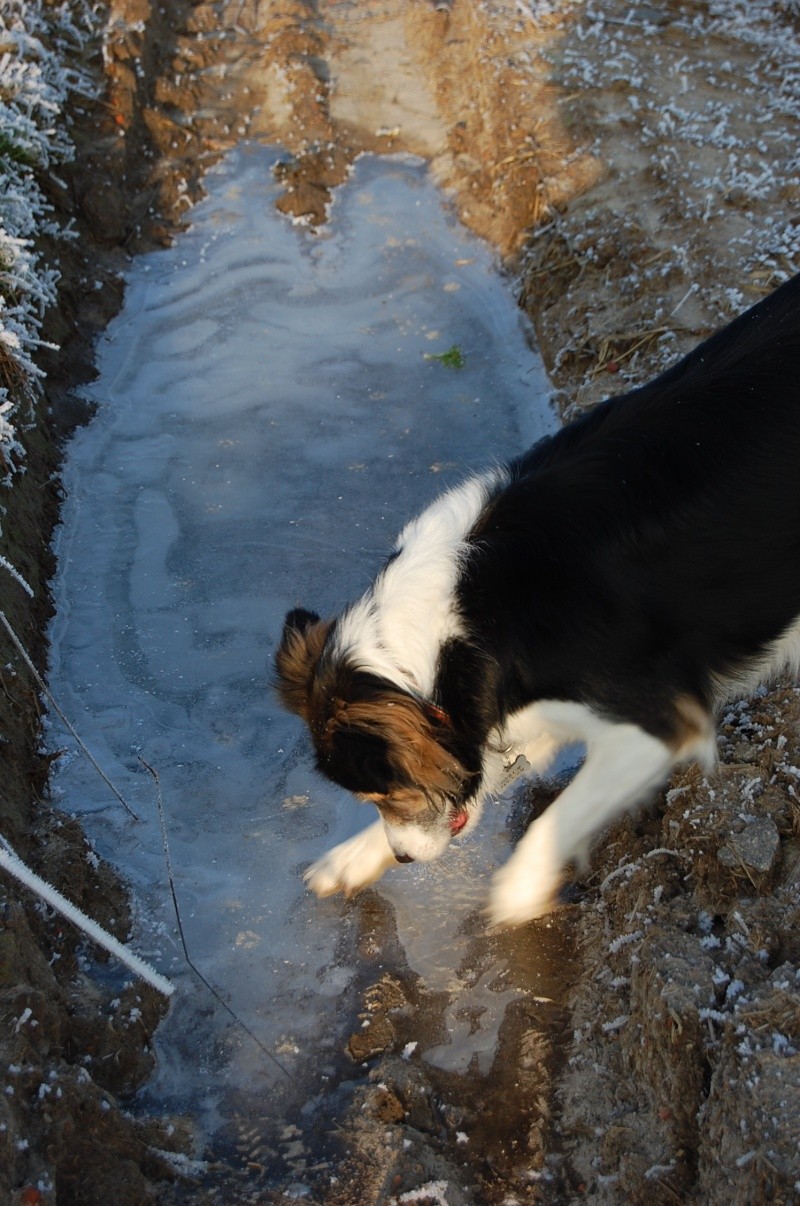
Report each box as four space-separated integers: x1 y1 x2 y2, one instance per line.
49 146 556 1131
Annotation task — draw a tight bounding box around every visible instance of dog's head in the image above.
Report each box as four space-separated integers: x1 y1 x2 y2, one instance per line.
275 608 479 861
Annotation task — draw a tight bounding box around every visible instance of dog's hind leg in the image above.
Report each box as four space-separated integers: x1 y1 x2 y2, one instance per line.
488 706 679 927
304 819 397 898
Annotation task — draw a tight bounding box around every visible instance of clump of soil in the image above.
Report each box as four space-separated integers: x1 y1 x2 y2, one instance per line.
559 689 800 1202
2 0 800 1200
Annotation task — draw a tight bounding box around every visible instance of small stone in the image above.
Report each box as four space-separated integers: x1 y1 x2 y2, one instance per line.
717 818 781 883
368 1085 405 1124
347 1015 396 1062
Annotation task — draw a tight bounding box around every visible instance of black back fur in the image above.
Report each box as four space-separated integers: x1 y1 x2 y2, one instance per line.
446 272 800 743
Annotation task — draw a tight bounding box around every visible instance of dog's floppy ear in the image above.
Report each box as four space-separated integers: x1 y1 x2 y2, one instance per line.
275 609 331 720
325 691 473 802
381 697 472 800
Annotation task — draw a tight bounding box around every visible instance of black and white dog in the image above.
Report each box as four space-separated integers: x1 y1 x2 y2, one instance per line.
276 273 800 926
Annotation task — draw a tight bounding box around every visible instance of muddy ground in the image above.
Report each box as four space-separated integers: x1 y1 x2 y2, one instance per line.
1 0 800 1201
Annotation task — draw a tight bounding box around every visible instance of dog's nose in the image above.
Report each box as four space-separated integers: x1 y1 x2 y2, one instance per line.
395 852 414 864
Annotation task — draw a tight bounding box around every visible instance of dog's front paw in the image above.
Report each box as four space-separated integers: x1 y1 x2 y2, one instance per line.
304 848 380 898
487 812 564 927
488 859 562 927
303 822 396 898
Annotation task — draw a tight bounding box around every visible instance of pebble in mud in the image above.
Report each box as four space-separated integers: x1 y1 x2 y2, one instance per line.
363 1083 405 1123
347 973 409 1061
717 817 781 887
348 1014 397 1063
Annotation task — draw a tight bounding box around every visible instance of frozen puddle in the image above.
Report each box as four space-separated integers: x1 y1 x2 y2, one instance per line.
49 146 560 1162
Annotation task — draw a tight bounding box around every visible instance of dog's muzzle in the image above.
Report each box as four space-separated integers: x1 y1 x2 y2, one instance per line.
395 852 414 864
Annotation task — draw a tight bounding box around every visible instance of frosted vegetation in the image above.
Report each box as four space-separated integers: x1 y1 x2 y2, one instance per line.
0 0 94 485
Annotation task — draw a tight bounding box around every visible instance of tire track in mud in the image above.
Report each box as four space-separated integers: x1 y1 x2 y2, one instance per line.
123 0 599 249
72 2 596 1200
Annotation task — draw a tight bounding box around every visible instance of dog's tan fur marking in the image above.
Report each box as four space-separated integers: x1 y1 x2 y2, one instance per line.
670 693 714 757
275 619 332 721
355 790 427 825
321 691 469 809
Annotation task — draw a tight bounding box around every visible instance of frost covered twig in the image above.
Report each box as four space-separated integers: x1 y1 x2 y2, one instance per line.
0 552 33 597
0 835 174 997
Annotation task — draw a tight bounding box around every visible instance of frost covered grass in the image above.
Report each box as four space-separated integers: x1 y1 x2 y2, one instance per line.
0 0 95 485
525 0 800 404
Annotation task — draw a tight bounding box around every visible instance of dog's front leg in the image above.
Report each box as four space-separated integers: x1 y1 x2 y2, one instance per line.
488 717 675 926
304 819 397 898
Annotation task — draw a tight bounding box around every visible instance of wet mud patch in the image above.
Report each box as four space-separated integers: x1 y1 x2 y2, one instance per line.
169 883 574 1203
298 890 576 1205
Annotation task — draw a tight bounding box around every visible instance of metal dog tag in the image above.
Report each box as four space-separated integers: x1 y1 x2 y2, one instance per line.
495 754 532 794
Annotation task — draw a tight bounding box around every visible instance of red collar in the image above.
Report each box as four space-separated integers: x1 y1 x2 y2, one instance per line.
425 701 452 727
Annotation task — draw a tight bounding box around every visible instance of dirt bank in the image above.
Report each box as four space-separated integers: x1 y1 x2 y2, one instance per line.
1 0 799 1201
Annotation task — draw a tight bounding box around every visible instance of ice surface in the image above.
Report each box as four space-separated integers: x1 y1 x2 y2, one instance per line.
48 147 557 1132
